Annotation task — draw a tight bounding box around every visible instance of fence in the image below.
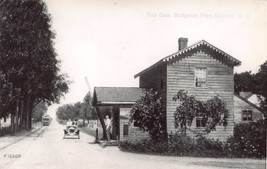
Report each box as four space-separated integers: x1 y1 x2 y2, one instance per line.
0 126 12 137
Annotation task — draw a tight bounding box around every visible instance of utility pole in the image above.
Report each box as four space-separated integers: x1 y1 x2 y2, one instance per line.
84 76 92 96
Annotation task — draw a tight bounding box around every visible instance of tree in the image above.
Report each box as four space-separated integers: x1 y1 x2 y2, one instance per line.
129 89 166 141
254 61 267 115
234 71 254 94
234 60 267 116
0 0 69 131
56 92 97 126
32 102 48 122
56 104 77 121
79 92 97 123
173 90 228 134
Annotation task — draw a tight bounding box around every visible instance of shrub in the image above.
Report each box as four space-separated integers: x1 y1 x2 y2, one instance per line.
195 135 225 157
167 133 195 155
119 120 266 158
119 139 168 154
119 132 225 157
224 119 266 158
130 89 167 141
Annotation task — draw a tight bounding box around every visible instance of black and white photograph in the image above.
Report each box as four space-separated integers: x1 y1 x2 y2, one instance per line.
0 0 266 169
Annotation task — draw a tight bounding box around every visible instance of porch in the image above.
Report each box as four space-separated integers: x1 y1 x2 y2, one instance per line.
92 87 143 141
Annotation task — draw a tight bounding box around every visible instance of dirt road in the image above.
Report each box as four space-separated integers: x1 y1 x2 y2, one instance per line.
0 120 265 169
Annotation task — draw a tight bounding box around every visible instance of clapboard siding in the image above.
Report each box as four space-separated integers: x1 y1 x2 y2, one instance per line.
139 64 167 112
166 53 235 141
234 95 264 124
128 125 150 140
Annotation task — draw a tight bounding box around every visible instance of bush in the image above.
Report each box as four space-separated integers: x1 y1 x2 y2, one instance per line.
119 120 266 158
195 135 225 157
130 89 167 141
119 139 168 154
119 133 225 157
224 119 266 158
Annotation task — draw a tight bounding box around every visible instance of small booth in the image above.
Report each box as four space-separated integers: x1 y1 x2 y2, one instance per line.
92 87 143 141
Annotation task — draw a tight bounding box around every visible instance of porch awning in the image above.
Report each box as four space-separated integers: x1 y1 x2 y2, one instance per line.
92 87 143 106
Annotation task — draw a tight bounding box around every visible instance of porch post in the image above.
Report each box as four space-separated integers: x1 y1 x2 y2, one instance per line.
94 106 107 140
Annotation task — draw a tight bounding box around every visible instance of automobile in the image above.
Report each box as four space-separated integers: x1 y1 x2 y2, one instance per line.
63 125 80 139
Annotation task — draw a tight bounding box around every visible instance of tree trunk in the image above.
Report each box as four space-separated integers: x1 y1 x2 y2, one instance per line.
25 98 33 130
14 98 20 132
19 98 24 130
22 99 27 129
25 96 30 130
11 113 15 133
28 100 33 129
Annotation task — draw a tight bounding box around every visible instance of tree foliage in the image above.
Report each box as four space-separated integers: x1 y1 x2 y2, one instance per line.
254 61 267 113
129 89 166 141
234 71 254 94
173 90 228 134
32 102 48 121
234 60 267 115
56 103 79 121
56 92 97 123
79 92 97 121
0 0 69 131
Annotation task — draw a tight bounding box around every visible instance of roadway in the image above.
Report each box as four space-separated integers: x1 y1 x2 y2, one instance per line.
0 120 265 169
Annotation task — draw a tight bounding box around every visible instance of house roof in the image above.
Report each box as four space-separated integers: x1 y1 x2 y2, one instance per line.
135 40 241 78
92 87 143 106
239 92 254 99
234 94 264 113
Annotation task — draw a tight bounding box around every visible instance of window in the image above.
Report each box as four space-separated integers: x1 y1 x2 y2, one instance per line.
242 110 252 121
123 124 129 136
196 112 205 127
195 68 207 87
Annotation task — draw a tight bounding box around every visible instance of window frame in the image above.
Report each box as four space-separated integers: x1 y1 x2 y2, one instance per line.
242 109 253 121
195 112 205 128
123 124 129 137
194 67 207 87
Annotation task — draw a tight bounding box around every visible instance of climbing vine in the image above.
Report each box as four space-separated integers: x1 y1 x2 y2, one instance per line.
173 90 228 134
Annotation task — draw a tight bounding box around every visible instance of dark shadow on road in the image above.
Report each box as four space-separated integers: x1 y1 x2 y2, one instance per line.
190 160 266 169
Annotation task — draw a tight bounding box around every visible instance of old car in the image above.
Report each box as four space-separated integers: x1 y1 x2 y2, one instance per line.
63 125 80 139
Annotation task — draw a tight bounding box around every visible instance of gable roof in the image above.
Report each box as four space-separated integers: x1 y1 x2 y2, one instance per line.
135 40 241 78
234 94 264 113
239 92 254 99
92 87 143 106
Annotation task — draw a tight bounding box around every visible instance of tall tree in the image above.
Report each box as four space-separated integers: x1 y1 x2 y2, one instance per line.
56 104 77 121
254 61 267 115
0 0 69 131
79 92 96 123
234 60 267 116
234 71 254 94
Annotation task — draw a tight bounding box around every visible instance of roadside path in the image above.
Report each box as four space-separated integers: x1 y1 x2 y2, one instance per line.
0 122 43 150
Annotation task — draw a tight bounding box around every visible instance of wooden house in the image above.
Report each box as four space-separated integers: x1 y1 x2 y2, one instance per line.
134 38 241 141
93 38 245 141
234 94 264 124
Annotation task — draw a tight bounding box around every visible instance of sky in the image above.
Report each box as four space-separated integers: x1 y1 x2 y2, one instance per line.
44 0 267 116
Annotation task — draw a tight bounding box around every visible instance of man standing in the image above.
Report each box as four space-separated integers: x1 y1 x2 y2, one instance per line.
66 119 72 128
105 115 111 141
